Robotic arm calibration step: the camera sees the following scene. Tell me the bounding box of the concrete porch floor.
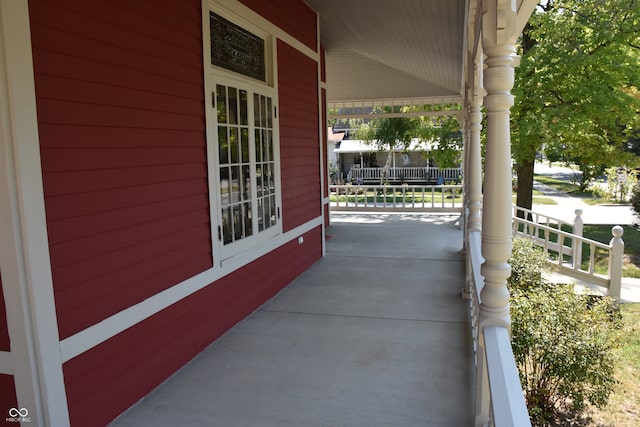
[110,213,474,427]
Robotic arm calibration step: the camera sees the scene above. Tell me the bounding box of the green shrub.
[630,181,640,218]
[508,237,622,425]
[509,236,555,292]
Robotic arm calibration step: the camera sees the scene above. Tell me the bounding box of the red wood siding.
[278,40,321,232]
[62,227,322,427]
[0,374,18,420]
[239,0,317,52]
[0,274,9,351]
[28,0,211,339]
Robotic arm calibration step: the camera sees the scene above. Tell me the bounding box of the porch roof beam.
[328,95,463,120]
[328,110,462,120]
[328,95,462,111]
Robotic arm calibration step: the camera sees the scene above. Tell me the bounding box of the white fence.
[329,184,463,212]
[349,166,462,183]
[512,205,624,299]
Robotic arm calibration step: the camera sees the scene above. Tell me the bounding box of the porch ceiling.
[304,0,467,106]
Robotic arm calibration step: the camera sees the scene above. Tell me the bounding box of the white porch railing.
[329,184,463,212]
[349,166,462,183]
[468,231,531,427]
[512,205,624,300]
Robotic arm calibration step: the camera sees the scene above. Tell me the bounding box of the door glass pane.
[221,207,232,244]
[228,87,238,125]
[254,93,260,127]
[216,85,227,123]
[230,166,240,203]
[255,129,262,162]
[239,90,248,125]
[220,167,230,204]
[260,95,267,128]
[253,93,277,233]
[242,165,251,199]
[262,130,269,162]
[217,83,253,246]
[257,198,264,232]
[230,128,239,163]
[241,129,249,163]
[270,195,277,226]
[233,205,243,240]
[244,201,253,236]
[267,130,273,161]
[218,127,228,164]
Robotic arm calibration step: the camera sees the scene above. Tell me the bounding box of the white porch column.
[467,81,483,233]
[479,0,519,329]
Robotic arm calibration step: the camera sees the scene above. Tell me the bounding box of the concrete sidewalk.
[110,213,473,427]
[532,162,637,225]
[531,163,640,302]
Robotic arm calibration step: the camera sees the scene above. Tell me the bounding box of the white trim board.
[0,0,70,425]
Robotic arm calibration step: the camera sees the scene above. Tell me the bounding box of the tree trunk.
[516,159,534,217]
[380,150,394,185]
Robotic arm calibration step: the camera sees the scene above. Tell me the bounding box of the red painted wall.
[0,274,15,424]
[278,40,321,232]
[0,374,18,424]
[240,0,317,52]
[29,0,212,339]
[62,227,322,427]
[27,1,323,425]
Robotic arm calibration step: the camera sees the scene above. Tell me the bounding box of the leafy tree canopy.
[512,0,640,200]
[350,107,463,169]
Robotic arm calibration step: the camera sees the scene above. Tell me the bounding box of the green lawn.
[583,225,640,278]
[534,174,606,204]
[587,303,640,426]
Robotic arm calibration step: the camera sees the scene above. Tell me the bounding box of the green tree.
[513,0,640,208]
[353,115,420,183]
[353,109,463,183]
[417,115,463,169]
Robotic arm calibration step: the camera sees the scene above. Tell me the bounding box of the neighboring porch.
[349,166,463,185]
[110,213,474,426]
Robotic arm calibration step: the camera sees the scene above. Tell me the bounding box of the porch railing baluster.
[329,184,463,213]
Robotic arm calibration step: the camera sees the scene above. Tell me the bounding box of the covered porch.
[110,212,473,426]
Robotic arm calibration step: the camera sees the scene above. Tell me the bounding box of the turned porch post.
[479,0,519,330]
[467,69,483,234]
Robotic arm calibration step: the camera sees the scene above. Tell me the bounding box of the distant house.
[334,139,461,184]
[326,126,345,169]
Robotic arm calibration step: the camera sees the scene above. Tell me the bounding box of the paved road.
[531,162,636,226]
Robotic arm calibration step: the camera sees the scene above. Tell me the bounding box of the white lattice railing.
[329,184,463,212]
[512,205,624,299]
